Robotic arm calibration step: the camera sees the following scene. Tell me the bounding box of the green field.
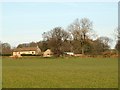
[2,57,118,88]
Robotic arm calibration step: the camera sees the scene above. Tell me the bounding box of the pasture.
[2,57,118,88]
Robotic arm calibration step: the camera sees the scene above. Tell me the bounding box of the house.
[43,49,53,57]
[13,46,41,56]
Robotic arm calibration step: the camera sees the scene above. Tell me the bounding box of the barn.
[13,46,41,57]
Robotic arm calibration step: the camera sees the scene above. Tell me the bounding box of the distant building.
[43,49,53,57]
[13,46,41,56]
[74,54,83,57]
[64,52,74,56]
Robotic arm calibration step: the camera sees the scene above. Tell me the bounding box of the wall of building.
[36,46,41,54]
[13,51,36,56]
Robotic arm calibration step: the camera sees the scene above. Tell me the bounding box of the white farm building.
[13,46,41,56]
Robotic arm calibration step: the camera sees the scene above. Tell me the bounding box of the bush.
[0,54,12,56]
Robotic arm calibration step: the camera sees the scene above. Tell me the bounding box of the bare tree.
[68,18,93,54]
[29,42,37,47]
[115,27,120,52]
[42,27,70,57]
[68,18,81,40]
[80,18,93,54]
[1,43,12,54]
[114,27,120,41]
[98,36,112,52]
[17,43,29,48]
[116,27,120,40]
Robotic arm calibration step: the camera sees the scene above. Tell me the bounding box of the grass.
[2,56,118,88]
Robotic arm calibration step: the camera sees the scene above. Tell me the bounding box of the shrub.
[0,54,12,56]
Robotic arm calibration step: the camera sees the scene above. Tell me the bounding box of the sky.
[0,1,118,48]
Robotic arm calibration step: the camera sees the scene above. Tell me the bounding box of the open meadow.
[2,56,118,88]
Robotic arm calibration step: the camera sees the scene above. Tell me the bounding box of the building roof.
[13,47,38,52]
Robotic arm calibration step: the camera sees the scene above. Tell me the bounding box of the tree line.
[0,18,119,57]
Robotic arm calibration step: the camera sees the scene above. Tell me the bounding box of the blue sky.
[1,2,118,48]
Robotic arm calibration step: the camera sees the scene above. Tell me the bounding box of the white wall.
[13,51,36,56]
[20,51,36,54]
